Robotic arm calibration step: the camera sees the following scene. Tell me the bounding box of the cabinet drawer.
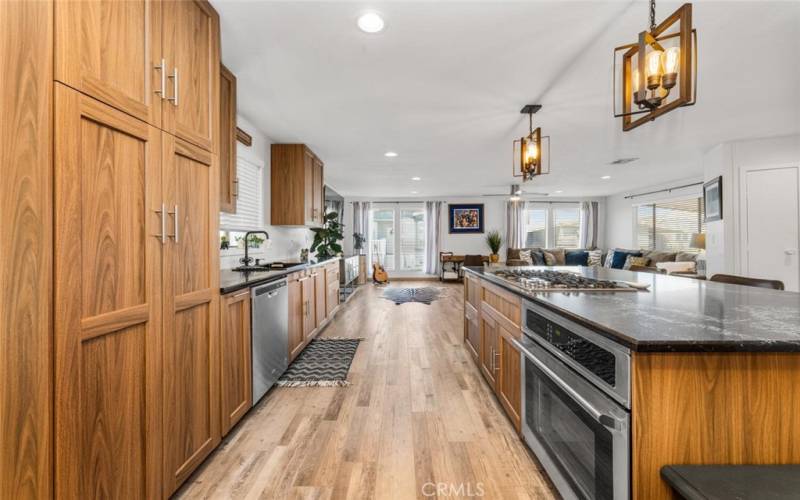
[481,281,521,330]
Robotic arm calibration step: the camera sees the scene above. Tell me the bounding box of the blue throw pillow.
[565,249,589,266]
[611,249,642,269]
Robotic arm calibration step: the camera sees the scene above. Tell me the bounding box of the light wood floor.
[176,282,557,499]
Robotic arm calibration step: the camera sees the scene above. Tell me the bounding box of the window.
[220,157,263,230]
[635,197,705,251]
[369,204,425,272]
[523,203,582,249]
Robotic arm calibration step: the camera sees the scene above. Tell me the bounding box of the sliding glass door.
[369,204,425,273]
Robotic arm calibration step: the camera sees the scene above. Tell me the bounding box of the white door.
[740,165,800,291]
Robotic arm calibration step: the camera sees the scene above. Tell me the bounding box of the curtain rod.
[624,181,703,200]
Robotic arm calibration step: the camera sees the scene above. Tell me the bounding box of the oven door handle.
[520,341,621,431]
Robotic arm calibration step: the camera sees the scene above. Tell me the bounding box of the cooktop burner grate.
[490,269,633,291]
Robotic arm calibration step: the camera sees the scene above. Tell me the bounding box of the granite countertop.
[661,465,800,500]
[465,265,800,353]
[220,257,341,294]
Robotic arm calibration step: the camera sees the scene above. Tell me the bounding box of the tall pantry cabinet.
[50,0,221,498]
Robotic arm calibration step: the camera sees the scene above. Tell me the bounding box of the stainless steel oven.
[517,301,631,500]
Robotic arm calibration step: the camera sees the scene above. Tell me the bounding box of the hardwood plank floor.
[175,282,557,499]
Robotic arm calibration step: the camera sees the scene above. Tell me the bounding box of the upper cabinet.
[219,64,237,213]
[55,0,219,153]
[271,144,325,226]
[162,0,219,153]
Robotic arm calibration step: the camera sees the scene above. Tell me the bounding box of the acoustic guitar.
[372,262,389,284]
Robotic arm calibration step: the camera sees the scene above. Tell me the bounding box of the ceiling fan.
[481,184,548,200]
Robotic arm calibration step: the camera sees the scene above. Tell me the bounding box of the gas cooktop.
[490,269,639,292]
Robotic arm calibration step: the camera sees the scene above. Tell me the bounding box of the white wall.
[604,176,703,250]
[702,134,800,277]
[219,115,313,269]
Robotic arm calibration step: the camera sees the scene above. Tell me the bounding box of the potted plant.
[486,230,502,263]
[310,211,344,261]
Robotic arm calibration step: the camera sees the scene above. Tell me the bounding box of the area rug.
[381,287,441,305]
[277,338,362,387]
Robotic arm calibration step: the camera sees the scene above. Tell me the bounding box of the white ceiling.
[213,1,800,198]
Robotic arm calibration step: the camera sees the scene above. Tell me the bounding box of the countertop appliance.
[517,300,631,500]
[251,278,288,405]
[490,269,638,292]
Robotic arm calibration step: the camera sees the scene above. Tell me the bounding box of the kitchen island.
[463,266,800,500]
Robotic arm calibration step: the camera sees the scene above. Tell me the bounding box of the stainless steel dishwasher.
[251,278,289,405]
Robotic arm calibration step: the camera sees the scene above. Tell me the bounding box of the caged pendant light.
[613,1,697,131]
[512,104,550,182]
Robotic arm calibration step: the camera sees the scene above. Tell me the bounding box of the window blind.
[524,208,547,247]
[553,206,580,249]
[636,197,705,251]
[220,157,263,230]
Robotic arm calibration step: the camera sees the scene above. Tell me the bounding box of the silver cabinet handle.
[154,203,167,243]
[168,205,179,242]
[233,290,249,299]
[154,58,166,98]
[494,349,501,372]
[232,178,239,197]
[167,67,179,105]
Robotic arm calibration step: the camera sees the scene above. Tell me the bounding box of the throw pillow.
[543,251,557,266]
[518,249,533,265]
[675,251,699,262]
[603,250,615,268]
[623,255,650,270]
[611,249,642,269]
[565,249,589,266]
[544,248,566,265]
[642,250,677,264]
[530,249,546,265]
[587,249,603,267]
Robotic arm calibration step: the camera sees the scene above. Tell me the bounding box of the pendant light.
[513,105,550,182]
[613,1,697,131]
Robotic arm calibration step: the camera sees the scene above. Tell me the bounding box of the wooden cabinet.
[162,0,219,152]
[465,274,480,310]
[271,144,325,226]
[1,1,53,497]
[55,0,219,154]
[480,313,499,388]
[161,133,220,495]
[300,275,315,344]
[55,0,163,127]
[220,289,251,436]
[54,84,164,499]
[496,328,521,431]
[464,302,480,362]
[219,64,237,213]
[288,274,305,361]
[313,270,326,328]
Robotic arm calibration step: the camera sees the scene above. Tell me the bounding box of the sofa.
[506,247,699,272]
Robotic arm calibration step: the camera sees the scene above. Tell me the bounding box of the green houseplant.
[310,211,344,261]
[486,230,502,263]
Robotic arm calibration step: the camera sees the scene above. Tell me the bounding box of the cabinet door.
[54,84,163,500]
[55,0,162,127]
[162,133,220,494]
[301,276,315,341]
[303,149,315,225]
[162,0,219,152]
[497,328,522,432]
[312,159,324,224]
[220,289,251,436]
[313,271,326,328]
[288,276,304,360]
[219,64,237,213]
[480,313,498,388]
[464,302,480,362]
[326,268,339,317]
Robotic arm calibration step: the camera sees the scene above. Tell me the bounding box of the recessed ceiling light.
[411,191,418,194]
[411,176,421,181]
[357,12,385,33]
[601,175,612,180]
[384,151,397,157]
[554,190,563,194]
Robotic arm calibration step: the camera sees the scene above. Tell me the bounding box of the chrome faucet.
[240,230,270,267]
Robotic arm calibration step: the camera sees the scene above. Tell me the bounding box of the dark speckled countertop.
[220,257,341,294]
[465,265,800,353]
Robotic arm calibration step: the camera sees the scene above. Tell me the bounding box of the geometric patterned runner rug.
[277,338,362,387]
[381,287,441,305]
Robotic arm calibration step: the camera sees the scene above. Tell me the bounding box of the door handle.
[168,205,179,242]
[154,58,166,99]
[167,67,179,105]
[154,203,167,243]
[785,249,798,256]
